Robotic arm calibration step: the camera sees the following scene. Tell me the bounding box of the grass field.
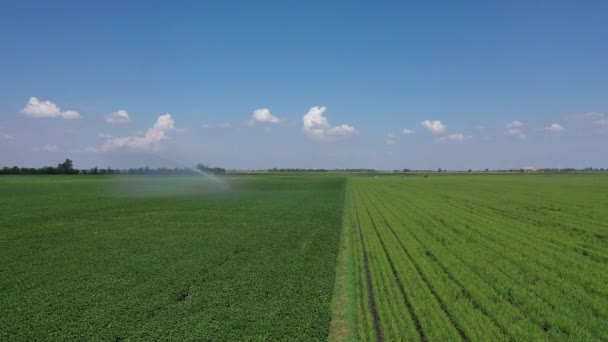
[345,174,608,341]
[0,175,345,340]
[2,174,608,341]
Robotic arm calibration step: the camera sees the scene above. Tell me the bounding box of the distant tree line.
[1,159,227,175]
[1,159,79,175]
[268,168,377,172]
[196,164,227,175]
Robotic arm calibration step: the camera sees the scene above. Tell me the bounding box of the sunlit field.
[0,175,345,340]
[2,174,608,341]
[343,174,608,341]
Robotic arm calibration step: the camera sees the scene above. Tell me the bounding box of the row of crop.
[356,181,546,341]
[351,185,424,341]
[406,185,608,307]
[427,178,608,256]
[390,178,608,297]
[377,183,608,339]
[357,185,509,341]
[432,190,608,300]
[364,179,606,340]
[439,189,608,262]
[366,185,584,340]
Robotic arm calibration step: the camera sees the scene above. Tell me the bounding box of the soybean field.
[343,175,608,341]
[0,175,345,340]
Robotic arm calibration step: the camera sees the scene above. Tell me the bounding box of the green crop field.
[0,175,345,340]
[2,174,608,341]
[343,174,608,341]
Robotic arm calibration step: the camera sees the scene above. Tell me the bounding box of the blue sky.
[1,1,607,170]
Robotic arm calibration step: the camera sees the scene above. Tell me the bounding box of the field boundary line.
[328,179,356,342]
[360,206,429,342]
[354,202,384,342]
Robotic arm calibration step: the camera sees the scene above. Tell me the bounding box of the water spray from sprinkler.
[154,153,224,184]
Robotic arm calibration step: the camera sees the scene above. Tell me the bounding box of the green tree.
[57,159,76,174]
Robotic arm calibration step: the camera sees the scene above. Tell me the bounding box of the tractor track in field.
[355,210,384,342]
[362,207,428,342]
[364,196,472,341]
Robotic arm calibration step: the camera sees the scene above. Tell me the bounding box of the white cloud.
[20,97,80,120]
[543,123,565,132]
[21,97,60,118]
[1,132,14,141]
[439,133,471,142]
[505,120,525,139]
[98,133,113,139]
[302,106,358,142]
[568,112,605,121]
[402,128,415,136]
[593,119,608,126]
[106,110,131,124]
[60,110,80,120]
[32,144,59,152]
[385,133,397,145]
[506,120,524,129]
[507,129,526,139]
[327,124,357,136]
[102,113,175,152]
[249,108,281,125]
[421,120,446,134]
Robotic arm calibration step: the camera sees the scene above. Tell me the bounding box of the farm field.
[3,173,608,341]
[343,174,608,341]
[0,175,345,340]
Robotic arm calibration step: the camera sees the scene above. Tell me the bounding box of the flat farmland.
[0,175,345,340]
[344,174,608,341]
[3,173,608,341]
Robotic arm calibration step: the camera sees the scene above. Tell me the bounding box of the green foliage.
[346,174,608,341]
[196,164,226,175]
[0,175,345,340]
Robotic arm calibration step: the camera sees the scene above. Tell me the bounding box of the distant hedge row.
[0,159,226,175]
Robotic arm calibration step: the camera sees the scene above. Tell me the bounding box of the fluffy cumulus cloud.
[385,133,397,145]
[402,128,415,136]
[20,97,80,120]
[543,123,565,132]
[249,108,281,125]
[505,120,525,139]
[102,113,175,152]
[421,120,446,134]
[302,106,357,142]
[439,133,471,142]
[106,110,131,124]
